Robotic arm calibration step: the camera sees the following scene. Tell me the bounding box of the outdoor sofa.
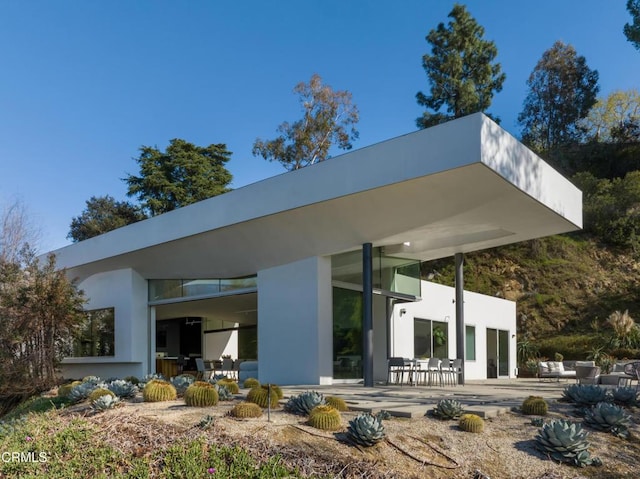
[537,361,577,381]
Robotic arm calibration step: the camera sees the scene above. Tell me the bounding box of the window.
[414,319,448,358]
[73,308,115,357]
[465,325,476,360]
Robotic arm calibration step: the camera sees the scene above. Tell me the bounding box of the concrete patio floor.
[276,378,573,419]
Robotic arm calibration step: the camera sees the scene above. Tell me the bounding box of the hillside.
[421,233,640,358]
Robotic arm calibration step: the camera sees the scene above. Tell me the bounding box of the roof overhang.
[51,113,582,281]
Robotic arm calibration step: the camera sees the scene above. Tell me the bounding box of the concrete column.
[257,256,332,385]
[455,252,465,385]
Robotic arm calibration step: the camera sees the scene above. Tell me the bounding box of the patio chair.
[442,358,463,386]
[575,365,601,385]
[623,361,640,392]
[426,357,443,387]
[387,357,412,386]
[195,358,208,380]
[176,355,187,375]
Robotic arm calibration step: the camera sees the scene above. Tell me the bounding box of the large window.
[465,325,476,360]
[332,287,363,379]
[73,308,115,357]
[414,319,448,359]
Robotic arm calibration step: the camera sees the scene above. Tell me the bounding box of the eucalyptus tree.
[253,73,359,171]
[415,3,505,128]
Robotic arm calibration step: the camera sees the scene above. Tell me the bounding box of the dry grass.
[62,395,640,479]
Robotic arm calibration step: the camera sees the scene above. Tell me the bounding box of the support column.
[455,252,465,385]
[363,243,374,387]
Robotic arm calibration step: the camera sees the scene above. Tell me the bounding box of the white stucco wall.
[390,280,516,380]
[258,256,333,385]
[60,268,149,379]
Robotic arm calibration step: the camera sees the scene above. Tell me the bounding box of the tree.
[518,41,599,152]
[0,249,85,413]
[624,0,640,50]
[252,73,359,171]
[125,139,233,216]
[1,199,40,263]
[68,195,147,242]
[415,3,506,129]
[580,89,640,143]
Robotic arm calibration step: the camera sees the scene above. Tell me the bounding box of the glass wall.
[149,276,257,301]
[465,325,476,360]
[332,287,363,379]
[414,318,448,359]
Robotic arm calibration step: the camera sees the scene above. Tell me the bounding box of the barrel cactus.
[58,381,82,398]
[325,396,349,412]
[431,398,465,419]
[171,374,196,396]
[308,405,342,431]
[216,378,239,394]
[584,402,631,438]
[68,382,97,402]
[92,394,120,411]
[88,388,116,403]
[229,402,263,418]
[459,414,484,433]
[184,381,219,407]
[107,379,138,399]
[284,391,325,416]
[262,383,283,399]
[243,378,260,389]
[346,413,385,447]
[143,379,177,402]
[522,396,548,416]
[247,385,280,408]
[535,419,596,466]
[562,384,609,407]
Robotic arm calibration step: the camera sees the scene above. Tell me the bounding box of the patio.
[279,378,570,419]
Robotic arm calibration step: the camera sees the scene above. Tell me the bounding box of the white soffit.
[52,113,582,280]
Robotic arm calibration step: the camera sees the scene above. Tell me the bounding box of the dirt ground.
[64,394,640,479]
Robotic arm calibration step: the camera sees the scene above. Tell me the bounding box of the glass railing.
[149,276,257,301]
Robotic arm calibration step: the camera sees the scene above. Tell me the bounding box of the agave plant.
[431,398,465,419]
[611,387,638,407]
[68,382,99,403]
[346,413,385,447]
[92,395,120,411]
[215,384,233,401]
[107,379,138,399]
[535,419,597,467]
[562,384,609,407]
[171,374,195,396]
[284,391,325,416]
[583,402,631,438]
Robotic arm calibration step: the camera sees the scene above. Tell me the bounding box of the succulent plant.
[68,382,98,402]
[243,377,260,389]
[284,391,325,416]
[197,415,215,429]
[143,379,177,402]
[308,405,342,431]
[82,375,103,385]
[229,402,263,418]
[139,373,166,389]
[583,402,631,438]
[171,374,195,396]
[88,388,116,403]
[530,417,545,427]
[58,381,82,398]
[246,385,280,408]
[92,394,120,411]
[215,384,233,401]
[346,413,385,447]
[123,375,140,385]
[325,396,349,412]
[262,383,283,399]
[459,414,484,433]
[535,419,594,466]
[522,396,548,416]
[431,398,465,419]
[562,384,609,407]
[107,379,138,399]
[611,387,638,407]
[184,381,219,407]
[216,378,239,394]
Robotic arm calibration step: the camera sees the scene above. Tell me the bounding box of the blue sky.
[1,1,638,252]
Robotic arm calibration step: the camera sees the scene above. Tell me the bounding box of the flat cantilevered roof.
[52,113,582,281]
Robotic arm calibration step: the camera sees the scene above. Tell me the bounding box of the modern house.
[51,113,582,385]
